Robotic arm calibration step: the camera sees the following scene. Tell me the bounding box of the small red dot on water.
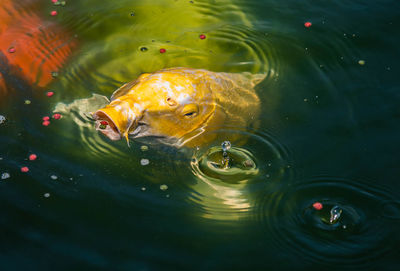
[100,121,108,125]
[46,91,54,97]
[8,47,16,53]
[199,34,206,40]
[50,11,58,16]
[53,113,61,120]
[42,116,50,121]
[29,154,37,161]
[312,202,323,210]
[21,166,29,173]
[52,0,58,3]
[42,120,50,126]
[159,48,166,53]
[304,22,312,28]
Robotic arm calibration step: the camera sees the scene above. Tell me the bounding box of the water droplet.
[44,193,50,198]
[0,115,6,124]
[50,175,58,180]
[141,187,146,191]
[140,159,149,166]
[24,100,31,104]
[140,47,148,52]
[1,173,10,180]
[221,141,231,152]
[51,71,59,78]
[160,184,168,191]
[329,205,343,224]
[130,12,135,16]
[358,60,366,65]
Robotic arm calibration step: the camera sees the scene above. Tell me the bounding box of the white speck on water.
[267,163,272,167]
[266,174,270,178]
[1,172,10,180]
[304,98,308,102]
[0,115,6,124]
[358,60,365,65]
[140,145,149,151]
[44,193,50,198]
[166,194,170,198]
[50,175,58,180]
[160,184,168,191]
[140,159,149,166]
[141,187,146,191]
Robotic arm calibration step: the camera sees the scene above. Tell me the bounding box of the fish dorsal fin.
[110,73,150,101]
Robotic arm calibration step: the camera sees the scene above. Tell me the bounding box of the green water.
[1,0,400,270]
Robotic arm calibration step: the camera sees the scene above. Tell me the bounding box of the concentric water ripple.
[254,177,400,268]
[183,128,293,221]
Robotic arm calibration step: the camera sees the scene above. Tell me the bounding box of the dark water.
[1,0,400,270]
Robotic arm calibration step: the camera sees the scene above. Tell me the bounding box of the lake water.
[1,0,399,270]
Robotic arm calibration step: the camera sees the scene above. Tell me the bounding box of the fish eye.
[182,104,199,118]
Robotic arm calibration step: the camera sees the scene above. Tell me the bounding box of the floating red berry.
[29,154,37,161]
[304,22,312,28]
[21,166,29,173]
[312,202,323,210]
[199,34,206,40]
[8,47,16,53]
[42,120,50,126]
[53,113,62,120]
[100,121,108,125]
[46,91,54,97]
[159,48,166,53]
[42,116,50,121]
[50,11,58,16]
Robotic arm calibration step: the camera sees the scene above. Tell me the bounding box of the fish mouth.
[93,110,122,141]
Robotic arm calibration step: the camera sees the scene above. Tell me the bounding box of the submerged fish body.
[0,0,77,95]
[93,68,265,147]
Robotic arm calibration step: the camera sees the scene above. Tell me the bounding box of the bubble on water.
[329,205,343,224]
[140,159,149,166]
[1,173,10,180]
[141,187,146,191]
[50,175,58,180]
[140,145,149,151]
[160,184,168,191]
[44,193,50,198]
[24,100,31,105]
[221,141,231,152]
[0,115,6,124]
[358,60,365,65]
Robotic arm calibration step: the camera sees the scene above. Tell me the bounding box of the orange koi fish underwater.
[0,0,76,95]
[93,68,266,147]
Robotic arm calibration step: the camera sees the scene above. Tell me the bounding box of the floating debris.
[160,184,168,191]
[358,60,366,66]
[140,145,149,151]
[304,22,312,28]
[50,175,58,180]
[29,154,37,161]
[312,202,323,210]
[46,91,54,97]
[24,100,31,105]
[44,193,50,198]
[0,115,6,124]
[140,158,150,166]
[243,159,254,168]
[159,48,166,54]
[130,12,135,16]
[140,47,148,52]
[199,34,206,40]
[1,173,10,180]
[21,167,29,173]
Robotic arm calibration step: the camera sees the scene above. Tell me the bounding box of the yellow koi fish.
[93,67,265,147]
